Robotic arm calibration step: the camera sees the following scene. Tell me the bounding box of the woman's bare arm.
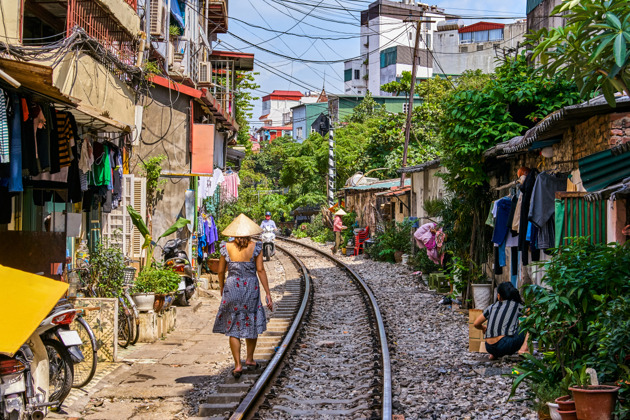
[255,252,273,310]
[218,255,227,295]
[473,313,487,334]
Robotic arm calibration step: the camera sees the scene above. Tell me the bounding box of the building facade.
[0,0,253,271]
[344,0,527,95]
[433,21,527,76]
[291,102,329,143]
[344,0,453,95]
[526,0,565,32]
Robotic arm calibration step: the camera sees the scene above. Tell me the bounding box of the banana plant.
[126,205,190,268]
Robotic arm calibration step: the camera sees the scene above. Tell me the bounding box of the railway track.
[200,238,391,420]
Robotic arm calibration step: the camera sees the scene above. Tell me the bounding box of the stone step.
[198,402,238,417]
[206,392,245,404]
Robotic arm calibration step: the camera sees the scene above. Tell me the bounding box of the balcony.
[199,0,228,34]
[22,0,139,67]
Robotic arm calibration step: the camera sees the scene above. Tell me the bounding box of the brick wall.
[610,112,630,146]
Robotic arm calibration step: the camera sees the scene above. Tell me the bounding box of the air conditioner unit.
[150,0,165,38]
[198,61,212,84]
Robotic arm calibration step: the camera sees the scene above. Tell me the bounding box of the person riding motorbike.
[260,211,277,231]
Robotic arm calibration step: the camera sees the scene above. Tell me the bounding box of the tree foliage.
[526,0,630,106]
[381,71,413,97]
[235,72,260,145]
[440,55,581,190]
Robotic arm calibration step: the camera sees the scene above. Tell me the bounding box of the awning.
[171,0,185,27]
[0,58,75,105]
[0,58,133,132]
[210,50,255,71]
[71,104,131,132]
[579,146,630,192]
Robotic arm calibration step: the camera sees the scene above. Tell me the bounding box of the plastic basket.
[123,267,137,285]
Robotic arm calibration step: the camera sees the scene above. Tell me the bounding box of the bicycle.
[123,259,141,345]
[72,262,136,350]
[70,307,99,388]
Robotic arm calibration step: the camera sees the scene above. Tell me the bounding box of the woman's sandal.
[232,368,243,378]
[245,362,260,370]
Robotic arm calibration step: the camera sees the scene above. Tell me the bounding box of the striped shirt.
[483,300,522,338]
[0,90,8,163]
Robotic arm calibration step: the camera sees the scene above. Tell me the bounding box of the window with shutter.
[102,174,147,259]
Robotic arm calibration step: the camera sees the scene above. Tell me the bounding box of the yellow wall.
[0,1,21,42]
[51,52,136,126]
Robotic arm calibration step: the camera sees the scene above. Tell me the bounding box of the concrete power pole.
[328,120,335,207]
[400,19,423,187]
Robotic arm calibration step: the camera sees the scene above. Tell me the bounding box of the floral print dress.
[212,241,267,339]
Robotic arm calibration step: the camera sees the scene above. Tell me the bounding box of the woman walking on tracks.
[213,214,274,378]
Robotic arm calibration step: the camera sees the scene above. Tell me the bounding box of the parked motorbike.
[261,226,276,261]
[36,300,83,409]
[0,334,49,420]
[1,266,68,419]
[163,238,196,306]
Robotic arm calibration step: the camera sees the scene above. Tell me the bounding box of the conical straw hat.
[335,209,347,216]
[222,213,263,237]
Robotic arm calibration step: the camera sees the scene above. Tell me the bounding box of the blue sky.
[224,0,527,128]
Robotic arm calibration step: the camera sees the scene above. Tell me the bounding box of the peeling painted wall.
[132,85,192,253]
[51,53,136,126]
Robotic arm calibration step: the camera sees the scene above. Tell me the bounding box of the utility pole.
[328,118,335,207]
[400,19,423,187]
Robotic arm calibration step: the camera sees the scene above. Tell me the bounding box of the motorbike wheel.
[175,292,188,306]
[44,338,74,409]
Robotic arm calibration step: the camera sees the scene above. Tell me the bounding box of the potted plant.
[567,366,620,420]
[207,247,221,274]
[131,269,157,312]
[509,354,572,420]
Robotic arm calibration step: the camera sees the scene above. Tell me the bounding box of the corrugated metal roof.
[398,159,441,173]
[584,177,630,202]
[458,22,505,33]
[579,147,630,192]
[343,179,411,191]
[502,95,630,155]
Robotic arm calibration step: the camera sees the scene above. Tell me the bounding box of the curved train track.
[200,238,391,420]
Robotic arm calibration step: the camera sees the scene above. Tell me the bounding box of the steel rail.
[276,237,392,420]
[229,244,311,420]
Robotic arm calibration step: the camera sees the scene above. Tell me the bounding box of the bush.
[89,242,126,298]
[510,239,630,416]
[409,249,440,274]
[133,267,181,294]
[366,219,414,262]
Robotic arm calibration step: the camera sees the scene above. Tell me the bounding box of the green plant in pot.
[567,365,620,420]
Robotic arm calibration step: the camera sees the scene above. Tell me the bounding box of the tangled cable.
[0,27,145,88]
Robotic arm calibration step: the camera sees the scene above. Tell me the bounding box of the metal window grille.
[67,0,138,67]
